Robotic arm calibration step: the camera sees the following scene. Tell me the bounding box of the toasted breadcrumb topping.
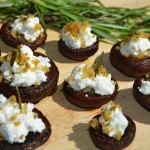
[89,101,128,141]
[64,21,89,38]
[119,32,150,58]
[121,32,150,47]
[68,64,108,82]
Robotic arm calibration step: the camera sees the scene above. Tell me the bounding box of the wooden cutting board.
[0,1,150,149]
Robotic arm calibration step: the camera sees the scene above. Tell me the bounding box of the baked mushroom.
[0,14,47,50]
[63,54,118,108]
[0,94,51,150]
[89,101,136,150]
[133,73,150,111]
[110,32,150,78]
[0,45,59,103]
[58,21,99,61]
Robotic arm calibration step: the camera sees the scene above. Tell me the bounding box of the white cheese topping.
[61,22,97,49]
[0,45,51,87]
[0,94,45,144]
[120,37,150,56]
[99,101,128,140]
[11,15,44,42]
[138,80,150,95]
[66,64,115,95]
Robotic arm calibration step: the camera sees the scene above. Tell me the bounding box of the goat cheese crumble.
[0,45,51,87]
[61,21,97,49]
[11,15,44,42]
[66,64,115,95]
[99,101,128,140]
[0,94,45,144]
[138,80,150,95]
[120,32,150,56]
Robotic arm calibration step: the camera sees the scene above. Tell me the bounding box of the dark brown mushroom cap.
[0,21,47,50]
[58,37,99,61]
[0,108,51,150]
[89,114,136,150]
[110,42,150,78]
[133,75,150,111]
[0,52,59,104]
[63,78,118,108]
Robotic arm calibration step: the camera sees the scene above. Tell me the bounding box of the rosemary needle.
[16,86,22,112]
[94,51,104,76]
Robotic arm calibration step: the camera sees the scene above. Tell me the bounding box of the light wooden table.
[0,0,150,150]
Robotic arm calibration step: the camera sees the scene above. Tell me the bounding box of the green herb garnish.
[10,50,17,66]
[94,51,104,76]
[0,0,149,42]
[146,73,150,81]
[81,86,95,94]
[16,86,22,112]
[10,46,21,66]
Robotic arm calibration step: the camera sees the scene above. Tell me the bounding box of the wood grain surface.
[0,0,150,149]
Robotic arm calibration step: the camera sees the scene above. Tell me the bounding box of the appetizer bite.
[89,101,136,150]
[63,53,118,108]
[58,21,99,61]
[110,32,150,77]
[0,14,47,50]
[133,73,150,111]
[0,94,51,150]
[0,44,59,103]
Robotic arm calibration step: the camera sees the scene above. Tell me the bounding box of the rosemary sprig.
[94,51,104,76]
[0,0,149,42]
[10,49,17,66]
[16,86,22,111]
